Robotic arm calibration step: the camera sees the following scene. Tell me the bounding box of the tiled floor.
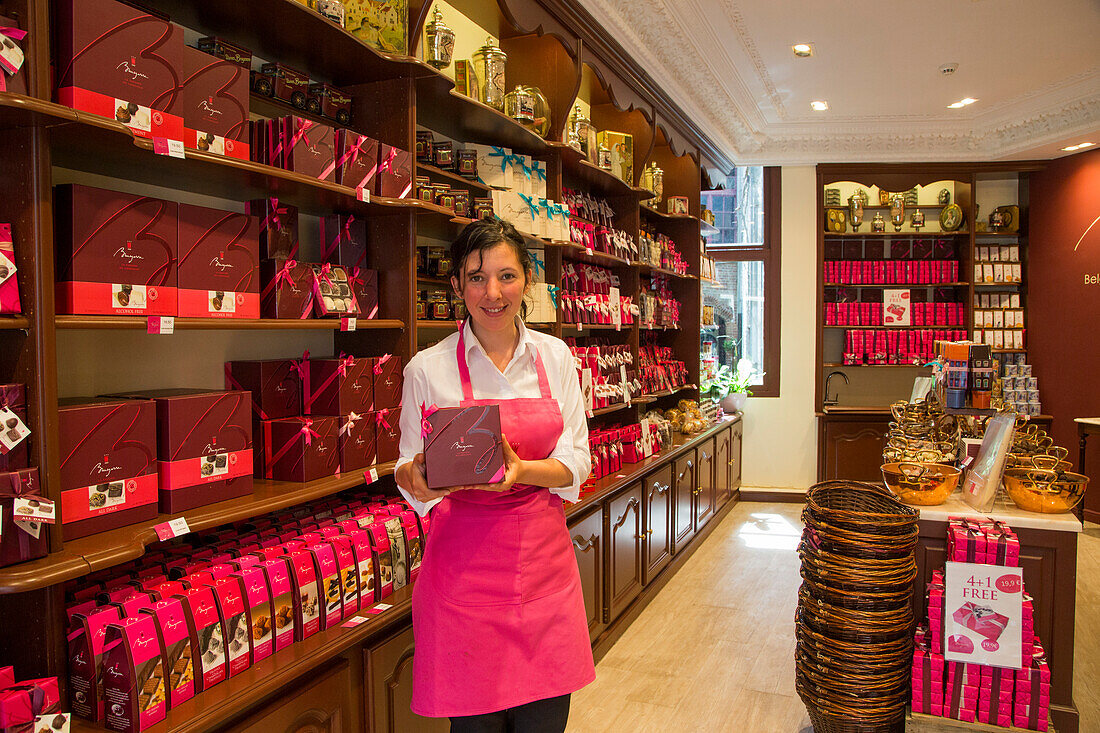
[566,502,1099,733]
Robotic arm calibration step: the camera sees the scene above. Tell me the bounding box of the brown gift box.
[374,407,401,464]
[176,45,250,160]
[302,356,373,416]
[320,214,367,270]
[371,354,403,411]
[246,198,299,260]
[336,131,379,193]
[0,15,29,95]
[259,258,314,319]
[423,405,504,489]
[176,203,260,319]
[377,144,413,198]
[261,417,340,482]
[348,267,379,320]
[284,117,337,182]
[0,468,48,568]
[338,412,376,472]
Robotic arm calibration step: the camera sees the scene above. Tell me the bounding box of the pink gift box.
[1013,715,1049,732]
[953,602,1010,642]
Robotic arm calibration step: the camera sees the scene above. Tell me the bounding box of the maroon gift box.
[55,0,184,141]
[58,398,158,540]
[0,223,20,316]
[423,405,504,489]
[224,360,301,422]
[0,15,28,95]
[0,468,48,568]
[338,412,376,472]
[348,267,378,320]
[262,417,339,482]
[138,598,195,710]
[371,354,402,411]
[246,198,299,260]
[68,605,122,721]
[311,264,361,318]
[176,45,249,160]
[286,550,321,640]
[176,203,259,319]
[320,214,367,269]
[374,408,401,464]
[0,406,29,472]
[55,185,178,316]
[336,131,379,192]
[259,258,314,319]
[101,614,167,732]
[284,117,337,182]
[175,586,226,693]
[302,356,373,416]
[377,144,413,198]
[107,390,253,512]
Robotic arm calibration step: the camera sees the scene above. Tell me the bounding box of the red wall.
[1028,148,1100,517]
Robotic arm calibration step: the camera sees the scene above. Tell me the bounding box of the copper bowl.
[881,462,960,506]
[1003,468,1088,514]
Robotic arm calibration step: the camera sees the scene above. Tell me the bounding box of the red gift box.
[55,185,178,317]
[0,224,20,315]
[338,412,376,472]
[176,203,259,319]
[321,215,367,270]
[336,131,379,193]
[284,117,337,182]
[55,0,184,141]
[259,258,313,319]
[423,405,504,489]
[301,355,373,417]
[246,198,298,260]
[137,598,195,709]
[371,354,402,412]
[176,45,249,160]
[69,605,122,721]
[101,615,167,732]
[0,469,47,568]
[348,267,378,320]
[377,145,413,198]
[952,601,1009,642]
[375,408,401,464]
[261,417,339,482]
[310,263,361,317]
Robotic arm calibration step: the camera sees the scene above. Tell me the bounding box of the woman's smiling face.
[452,241,529,334]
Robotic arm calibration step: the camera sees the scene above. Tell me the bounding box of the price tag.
[576,321,583,332]
[341,615,371,627]
[374,603,393,611]
[0,407,30,453]
[17,517,40,540]
[585,247,594,256]
[13,497,55,524]
[153,137,185,159]
[609,286,621,331]
[147,316,174,334]
[357,186,371,203]
[365,468,380,484]
[620,365,631,402]
[340,317,357,332]
[153,516,191,541]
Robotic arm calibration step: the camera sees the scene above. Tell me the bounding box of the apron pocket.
[427,511,522,606]
[518,506,576,602]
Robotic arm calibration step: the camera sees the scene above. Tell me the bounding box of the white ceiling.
[576,0,1100,166]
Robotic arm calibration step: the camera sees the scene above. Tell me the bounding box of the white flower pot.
[722,393,747,413]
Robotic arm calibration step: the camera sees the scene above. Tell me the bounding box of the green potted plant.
[706,358,761,413]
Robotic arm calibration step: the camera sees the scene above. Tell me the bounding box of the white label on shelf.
[609,286,621,330]
[620,365,630,402]
[13,496,55,524]
[0,407,30,453]
[153,137,185,159]
[341,317,357,332]
[365,468,380,484]
[374,603,393,611]
[341,615,371,627]
[357,186,371,203]
[153,516,190,541]
[147,316,174,334]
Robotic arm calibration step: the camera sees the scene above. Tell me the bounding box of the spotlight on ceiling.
[1062,142,1095,152]
[810,100,828,111]
[792,43,813,57]
[947,97,977,109]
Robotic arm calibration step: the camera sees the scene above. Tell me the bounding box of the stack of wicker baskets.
[796,480,920,732]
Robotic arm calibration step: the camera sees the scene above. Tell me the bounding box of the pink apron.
[410,328,596,718]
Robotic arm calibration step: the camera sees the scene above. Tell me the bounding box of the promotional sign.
[883,289,911,325]
[944,561,1024,669]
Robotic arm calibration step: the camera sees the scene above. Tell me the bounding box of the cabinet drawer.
[605,482,644,622]
[643,463,673,585]
[569,507,606,641]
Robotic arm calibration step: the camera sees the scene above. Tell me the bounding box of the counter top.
[916,492,1082,533]
[816,406,891,417]
[1075,417,1100,427]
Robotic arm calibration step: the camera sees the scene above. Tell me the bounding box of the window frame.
[704,166,781,398]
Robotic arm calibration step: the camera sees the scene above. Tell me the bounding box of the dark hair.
[449,217,533,317]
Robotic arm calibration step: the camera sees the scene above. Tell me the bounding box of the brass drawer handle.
[647,530,654,535]
[728,459,735,466]
[634,533,645,540]
[693,487,703,495]
[572,534,598,552]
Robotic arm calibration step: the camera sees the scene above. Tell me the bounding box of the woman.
[395,218,595,732]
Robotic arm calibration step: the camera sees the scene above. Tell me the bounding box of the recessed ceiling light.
[810,100,828,111]
[1062,142,1095,151]
[947,97,978,109]
[792,43,813,57]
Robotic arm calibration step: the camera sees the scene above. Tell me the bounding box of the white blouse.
[395,319,592,516]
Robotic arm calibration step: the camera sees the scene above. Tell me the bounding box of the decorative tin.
[940,204,963,232]
[456,149,477,179]
[472,37,507,110]
[415,177,434,202]
[847,193,864,231]
[871,212,886,233]
[504,85,550,137]
[890,194,905,232]
[453,190,470,218]
[597,142,612,171]
[911,209,925,230]
[433,140,453,170]
[317,0,347,26]
[424,6,455,70]
[569,105,597,162]
[415,131,433,162]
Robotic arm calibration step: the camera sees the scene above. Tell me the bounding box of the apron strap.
[456,320,554,401]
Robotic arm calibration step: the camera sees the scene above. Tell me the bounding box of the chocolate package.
[345,529,377,604]
[310,264,361,317]
[261,417,340,482]
[231,567,273,663]
[284,117,337,182]
[258,559,295,651]
[374,407,401,464]
[376,144,413,199]
[338,411,376,472]
[225,360,302,422]
[101,615,167,732]
[364,521,393,599]
[0,17,28,96]
[54,185,178,317]
[336,131,379,193]
[382,516,408,590]
[259,258,314,319]
[55,0,185,141]
[177,45,249,160]
[423,405,504,489]
[0,223,21,315]
[69,605,122,721]
[108,390,253,513]
[371,355,402,412]
[302,356,372,416]
[399,509,423,582]
[287,551,321,641]
[320,215,367,270]
[58,398,158,539]
[0,468,48,568]
[210,578,250,678]
[176,204,260,319]
[329,535,360,617]
[309,542,343,630]
[138,598,195,710]
[246,198,299,260]
[0,384,27,472]
[348,267,378,319]
[176,586,226,692]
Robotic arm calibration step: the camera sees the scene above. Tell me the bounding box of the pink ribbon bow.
[268,197,285,230]
[375,408,391,430]
[378,147,399,174]
[275,259,297,288]
[337,352,355,376]
[317,262,335,289]
[341,412,363,436]
[300,418,320,445]
[289,119,315,149]
[373,353,392,375]
[420,402,438,438]
[292,349,311,380]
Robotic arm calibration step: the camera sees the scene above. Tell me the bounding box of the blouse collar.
[462,317,536,365]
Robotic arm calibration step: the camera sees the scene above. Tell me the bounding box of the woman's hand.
[451,433,524,493]
[395,453,456,504]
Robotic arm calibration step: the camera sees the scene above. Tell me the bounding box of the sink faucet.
[824,371,850,406]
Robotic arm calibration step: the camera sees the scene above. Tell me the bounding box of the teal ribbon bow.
[488,146,511,173]
[518,193,537,221]
[548,284,560,307]
[530,252,545,276]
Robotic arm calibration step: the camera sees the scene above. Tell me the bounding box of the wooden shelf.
[591,402,631,417]
[825,282,969,288]
[550,241,634,267]
[416,161,492,193]
[55,316,406,331]
[0,463,396,594]
[974,282,1022,287]
[415,70,549,155]
[637,262,695,279]
[640,204,697,222]
[640,325,681,331]
[637,385,697,400]
[823,231,969,237]
[551,142,640,199]
[974,231,1021,237]
[823,203,952,210]
[824,325,962,330]
[415,320,458,329]
[415,274,451,287]
[823,363,930,368]
[562,323,626,333]
[0,316,29,329]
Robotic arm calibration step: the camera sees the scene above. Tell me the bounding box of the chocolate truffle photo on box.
[224,612,249,665]
[166,640,193,694]
[198,622,225,674]
[385,517,407,590]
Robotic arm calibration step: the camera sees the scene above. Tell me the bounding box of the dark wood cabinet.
[694,437,716,532]
[569,506,606,640]
[230,660,355,733]
[818,415,890,482]
[730,420,743,495]
[642,463,673,585]
[671,450,697,554]
[714,426,731,509]
[363,626,448,733]
[604,483,644,622]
